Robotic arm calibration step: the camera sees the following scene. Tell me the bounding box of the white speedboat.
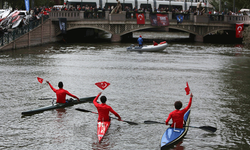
[127,41,168,52]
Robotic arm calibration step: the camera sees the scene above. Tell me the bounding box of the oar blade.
[199,126,217,133]
[123,120,138,125]
[75,108,92,113]
[144,120,165,124]
[38,98,56,100]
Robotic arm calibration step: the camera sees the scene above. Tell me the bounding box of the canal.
[0,32,249,150]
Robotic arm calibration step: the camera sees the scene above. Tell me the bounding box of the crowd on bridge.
[49,3,248,20]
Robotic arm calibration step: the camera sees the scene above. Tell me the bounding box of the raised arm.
[93,92,102,107]
[46,81,57,93]
[182,93,193,112]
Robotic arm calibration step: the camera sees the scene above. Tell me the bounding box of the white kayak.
[127,42,168,52]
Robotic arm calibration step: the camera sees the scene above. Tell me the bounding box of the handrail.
[0,15,49,47]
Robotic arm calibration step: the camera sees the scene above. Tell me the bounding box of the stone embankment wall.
[0,19,61,51]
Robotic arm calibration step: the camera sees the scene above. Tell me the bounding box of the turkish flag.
[136,13,145,24]
[185,82,190,95]
[236,23,244,38]
[37,77,43,84]
[95,81,110,90]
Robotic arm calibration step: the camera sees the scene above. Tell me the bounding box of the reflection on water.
[56,108,67,120]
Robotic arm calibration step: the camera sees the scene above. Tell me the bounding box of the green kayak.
[21,96,96,116]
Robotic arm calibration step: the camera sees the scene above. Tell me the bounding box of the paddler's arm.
[182,93,193,112]
[65,91,80,102]
[110,108,121,121]
[93,92,102,106]
[165,113,172,126]
[46,81,57,92]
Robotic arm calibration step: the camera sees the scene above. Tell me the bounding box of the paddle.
[143,120,217,133]
[75,108,138,125]
[38,98,56,100]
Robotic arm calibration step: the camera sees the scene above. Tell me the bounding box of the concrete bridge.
[49,11,250,42]
[0,11,249,51]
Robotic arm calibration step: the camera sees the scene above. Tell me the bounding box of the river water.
[0,33,250,150]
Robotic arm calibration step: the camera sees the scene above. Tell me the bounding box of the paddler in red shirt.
[46,81,80,103]
[165,93,193,128]
[93,92,121,122]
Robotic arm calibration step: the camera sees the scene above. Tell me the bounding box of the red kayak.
[97,121,111,142]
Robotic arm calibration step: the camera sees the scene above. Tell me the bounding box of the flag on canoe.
[185,82,190,95]
[95,81,110,90]
[37,77,43,84]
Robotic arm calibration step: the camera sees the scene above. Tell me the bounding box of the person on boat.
[46,81,80,103]
[165,93,193,128]
[137,35,143,47]
[93,92,121,122]
[153,41,158,46]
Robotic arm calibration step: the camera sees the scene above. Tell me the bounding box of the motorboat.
[127,41,168,52]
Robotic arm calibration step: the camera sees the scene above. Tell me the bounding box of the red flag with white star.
[136,13,145,24]
[95,81,110,90]
[37,77,43,84]
[185,82,190,95]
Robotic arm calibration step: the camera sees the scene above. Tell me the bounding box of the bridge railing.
[0,15,49,47]
[49,11,250,24]
[49,11,106,20]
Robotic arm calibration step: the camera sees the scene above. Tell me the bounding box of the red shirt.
[48,83,78,103]
[165,97,192,128]
[93,93,121,121]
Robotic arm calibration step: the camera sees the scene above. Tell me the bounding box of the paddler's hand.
[76,97,80,102]
[98,92,102,95]
[46,81,49,84]
[190,93,193,98]
[117,117,122,121]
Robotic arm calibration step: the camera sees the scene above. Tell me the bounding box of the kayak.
[21,96,96,116]
[97,121,111,142]
[127,41,168,52]
[160,110,191,149]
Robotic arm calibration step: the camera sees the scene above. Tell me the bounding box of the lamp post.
[123,0,125,11]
